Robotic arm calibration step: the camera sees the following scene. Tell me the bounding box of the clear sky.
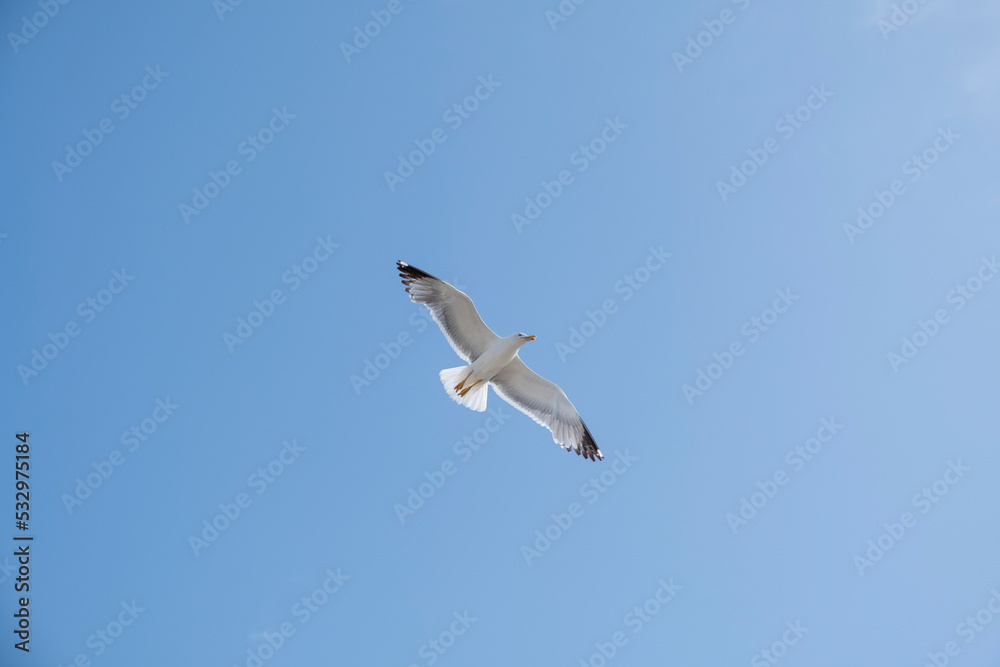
[3,0,1000,665]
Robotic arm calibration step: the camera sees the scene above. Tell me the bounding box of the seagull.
[397,261,603,461]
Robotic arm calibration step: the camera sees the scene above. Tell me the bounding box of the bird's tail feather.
[439,366,488,412]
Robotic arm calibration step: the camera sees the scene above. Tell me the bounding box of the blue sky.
[3,0,1000,665]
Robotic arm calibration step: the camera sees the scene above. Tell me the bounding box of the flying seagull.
[397,261,603,461]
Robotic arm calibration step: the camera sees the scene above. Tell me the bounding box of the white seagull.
[397,261,603,461]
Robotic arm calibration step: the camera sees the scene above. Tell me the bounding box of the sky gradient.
[3,0,1000,665]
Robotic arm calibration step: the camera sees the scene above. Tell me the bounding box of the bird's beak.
[523,335,536,341]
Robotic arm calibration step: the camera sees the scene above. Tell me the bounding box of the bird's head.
[515,332,536,344]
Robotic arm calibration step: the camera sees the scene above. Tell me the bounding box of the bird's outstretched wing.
[490,357,603,461]
[397,261,500,363]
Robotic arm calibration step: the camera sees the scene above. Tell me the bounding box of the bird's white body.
[439,334,529,412]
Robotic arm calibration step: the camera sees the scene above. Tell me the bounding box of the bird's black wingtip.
[580,423,603,462]
[396,261,438,283]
